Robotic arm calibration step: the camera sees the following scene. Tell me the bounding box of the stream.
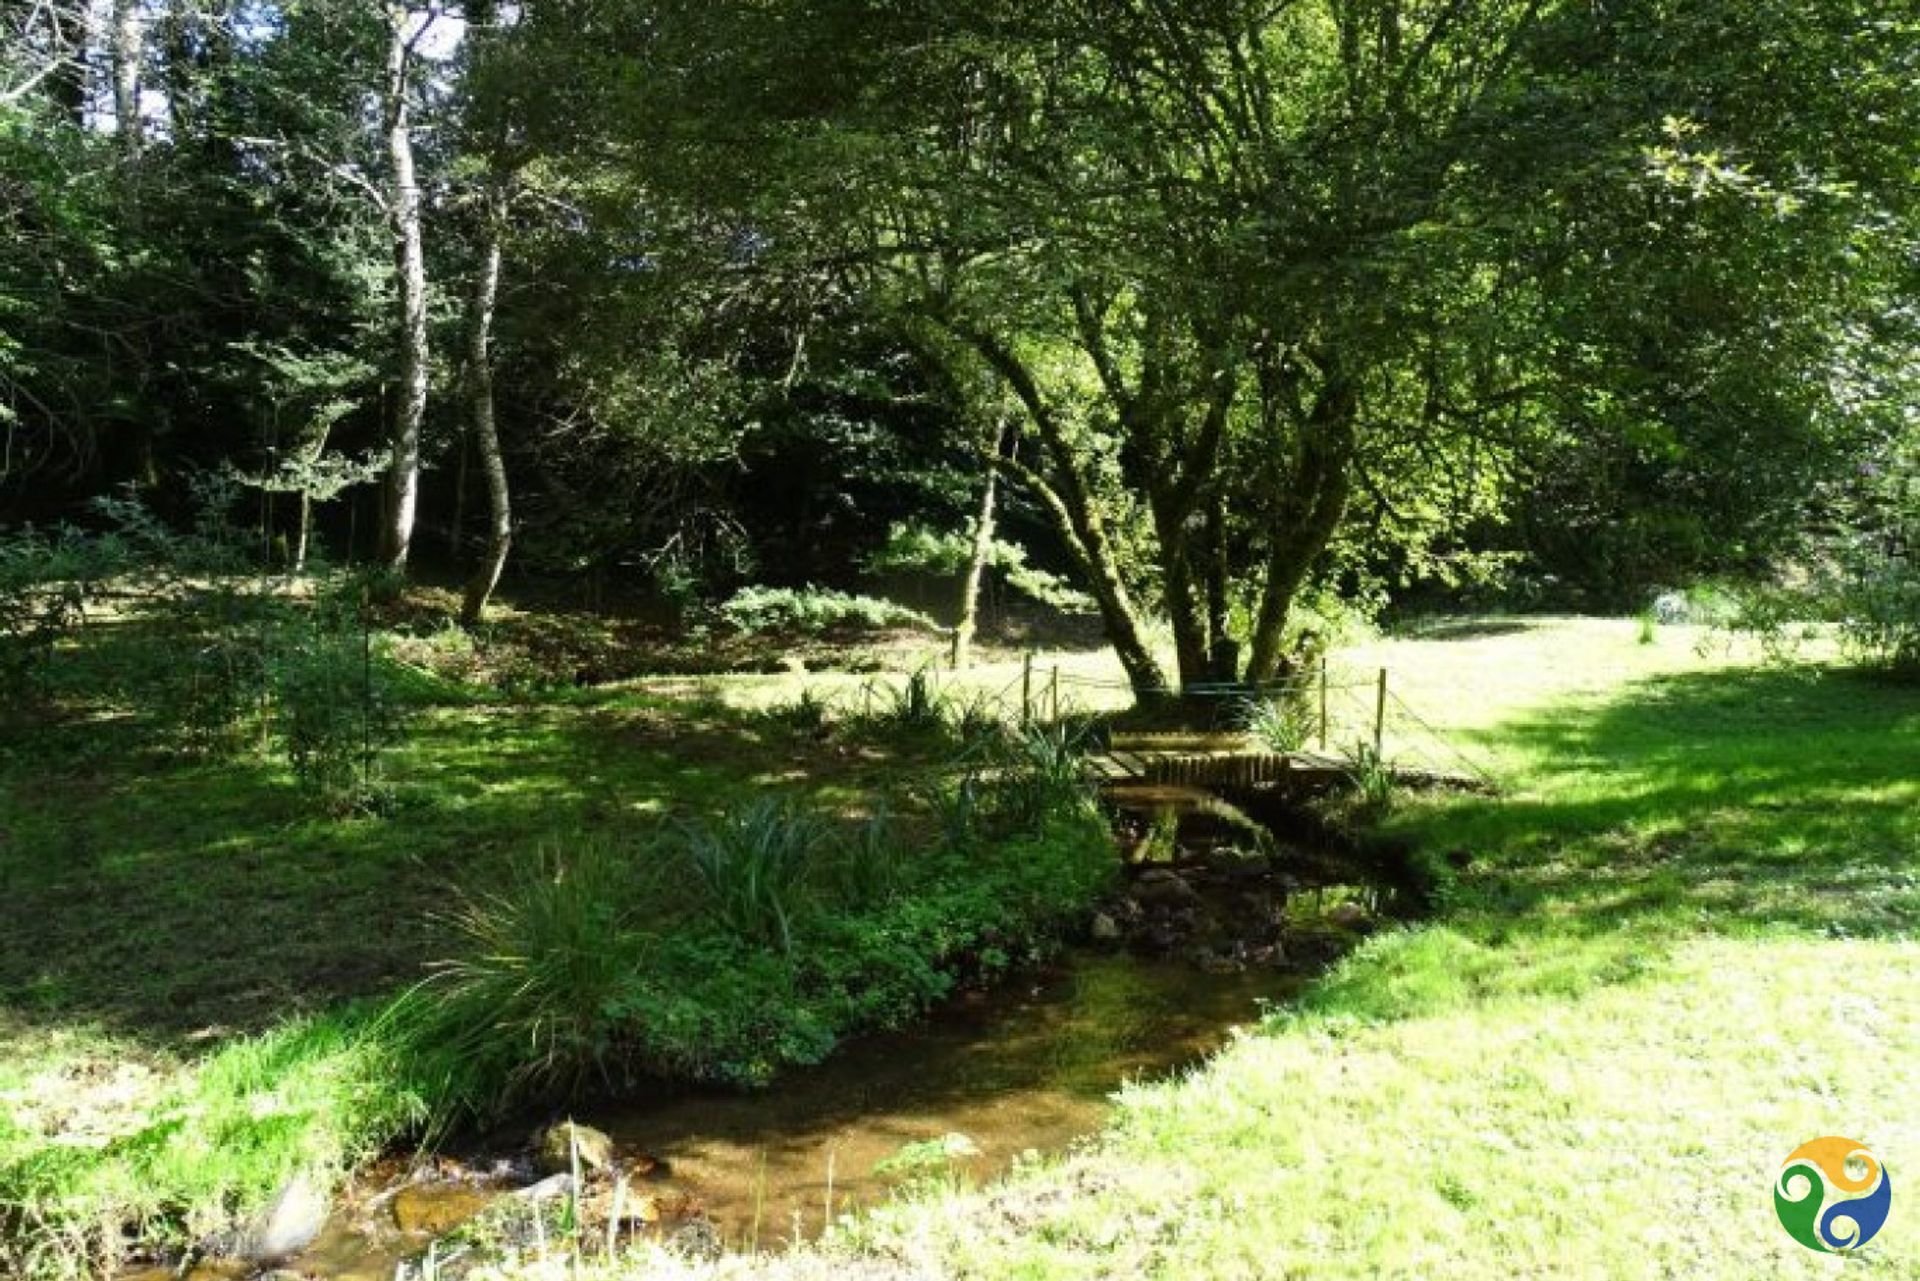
[137,784,1410,1280]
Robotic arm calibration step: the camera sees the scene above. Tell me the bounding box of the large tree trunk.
[952,324,1171,699]
[110,0,142,152]
[1136,349,1236,691]
[461,192,511,626]
[1244,374,1358,683]
[380,8,429,573]
[950,414,1009,671]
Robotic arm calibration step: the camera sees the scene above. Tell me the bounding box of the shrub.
[864,522,1097,614]
[269,610,405,811]
[1836,549,1920,676]
[678,798,825,952]
[1238,691,1315,751]
[717,585,935,636]
[131,583,285,755]
[418,842,653,1110]
[0,527,124,720]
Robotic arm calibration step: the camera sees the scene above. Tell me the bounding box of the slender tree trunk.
[295,491,312,572]
[450,425,469,557]
[461,192,510,626]
[159,0,196,137]
[289,417,333,574]
[1203,495,1237,681]
[381,10,428,573]
[951,414,1009,671]
[110,0,142,152]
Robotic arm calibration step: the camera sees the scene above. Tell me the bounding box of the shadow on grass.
[1391,617,1537,643]
[0,694,941,1049]
[1299,664,1920,1024]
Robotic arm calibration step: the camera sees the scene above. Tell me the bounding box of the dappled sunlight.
[0,686,963,1051]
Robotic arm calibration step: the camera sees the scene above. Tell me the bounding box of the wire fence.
[803,653,1493,787]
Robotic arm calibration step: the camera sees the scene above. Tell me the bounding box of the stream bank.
[128,784,1418,1281]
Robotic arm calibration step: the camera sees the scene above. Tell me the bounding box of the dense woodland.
[4,2,1914,688]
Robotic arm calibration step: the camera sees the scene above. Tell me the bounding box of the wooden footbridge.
[1091,728,1486,791]
[1090,732,1355,788]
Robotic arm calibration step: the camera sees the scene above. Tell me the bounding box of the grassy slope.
[657,618,1920,1279]
[0,681,958,1270]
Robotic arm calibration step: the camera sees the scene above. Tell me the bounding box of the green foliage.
[1237,692,1315,753]
[0,527,125,718]
[132,584,283,756]
[678,798,825,953]
[417,842,650,1111]
[717,586,936,637]
[1342,741,1398,818]
[1839,552,1920,676]
[0,495,412,809]
[411,724,1114,1094]
[270,588,406,812]
[865,522,1097,613]
[815,802,908,909]
[419,805,1111,1091]
[1705,444,1919,679]
[1833,446,1920,676]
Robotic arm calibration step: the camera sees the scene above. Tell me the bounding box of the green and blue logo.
[1775,1137,1892,1253]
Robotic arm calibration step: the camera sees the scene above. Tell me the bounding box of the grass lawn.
[579,617,1920,1280]
[6,615,1918,1279]
[0,670,989,1275]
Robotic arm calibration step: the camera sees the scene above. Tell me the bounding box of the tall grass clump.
[415,842,655,1112]
[815,802,908,908]
[980,721,1099,832]
[679,798,824,953]
[1342,740,1398,816]
[868,667,945,733]
[1238,691,1315,751]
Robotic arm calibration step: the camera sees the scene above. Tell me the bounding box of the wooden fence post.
[1374,667,1389,755]
[1049,665,1061,723]
[1021,652,1034,726]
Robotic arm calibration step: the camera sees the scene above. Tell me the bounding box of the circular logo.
[1775,1137,1892,1253]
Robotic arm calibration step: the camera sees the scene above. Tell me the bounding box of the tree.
[633,0,1920,700]
[377,1,435,572]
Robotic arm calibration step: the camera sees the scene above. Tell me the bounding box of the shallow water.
[254,952,1301,1279]
[163,783,1393,1280]
[593,952,1303,1247]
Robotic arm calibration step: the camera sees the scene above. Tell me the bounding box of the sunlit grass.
[551,616,1920,1281]
[8,616,1918,1279]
